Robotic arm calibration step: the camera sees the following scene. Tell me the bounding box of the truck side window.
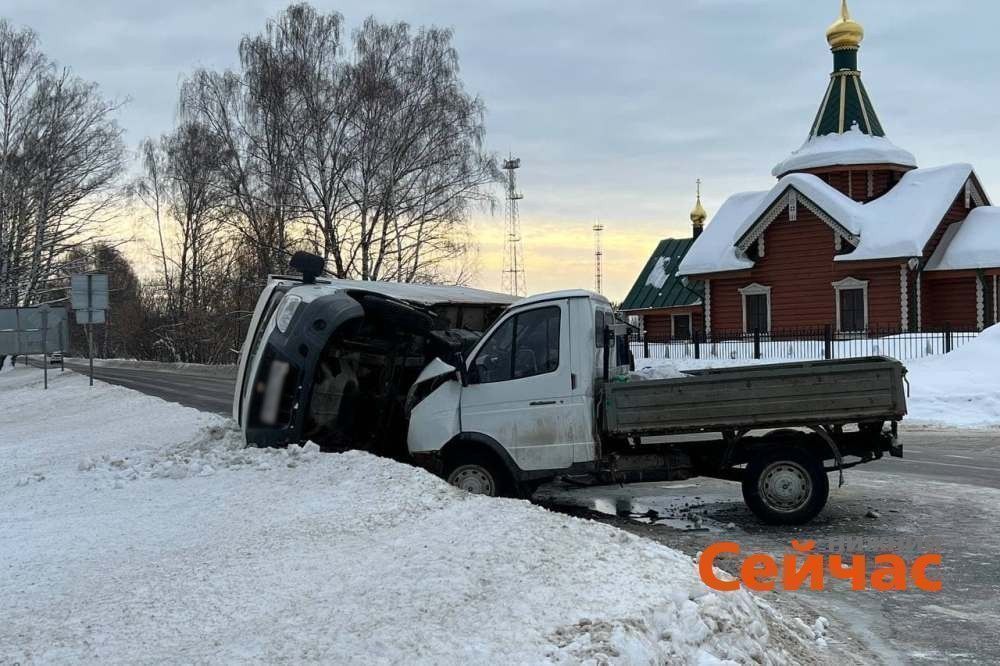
[471,306,561,384]
[513,307,560,379]
[595,310,606,348]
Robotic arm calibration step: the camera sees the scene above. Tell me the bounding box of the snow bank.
[0,368,820,664]
[772,126,916,177]
[903,323,1000,427]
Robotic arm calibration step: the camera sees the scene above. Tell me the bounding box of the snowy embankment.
[634,324,1000,428]
[0,368,821,664]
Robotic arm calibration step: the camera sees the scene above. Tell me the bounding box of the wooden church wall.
[706,206,903,333]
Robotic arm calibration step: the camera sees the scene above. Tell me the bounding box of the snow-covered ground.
[633,323,1000,428]
[0,368,822,664]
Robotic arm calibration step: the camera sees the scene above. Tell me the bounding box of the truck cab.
[408,290,626,489]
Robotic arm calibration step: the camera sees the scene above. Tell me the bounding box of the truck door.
[462,299,587,471]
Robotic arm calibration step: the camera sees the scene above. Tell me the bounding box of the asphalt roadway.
[28,357,236,416]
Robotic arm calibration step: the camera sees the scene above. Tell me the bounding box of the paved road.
[29,358,236,416]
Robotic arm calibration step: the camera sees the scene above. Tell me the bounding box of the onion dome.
[826,0,864,50]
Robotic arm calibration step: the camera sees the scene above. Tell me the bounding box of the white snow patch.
[645,256,671,288]
[926,206,1000,272]
[772,126,917,177]
[0,367,819,664]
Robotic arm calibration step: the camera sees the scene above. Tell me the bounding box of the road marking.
[944,454,976,460]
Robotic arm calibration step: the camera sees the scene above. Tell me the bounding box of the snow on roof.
[841,163,974,262]
[735,172,863,239]
[772,126,917,177]
[315,278,518,306]
[680,163,977,275]
[925,206,1000,271]
[677,191,768,276]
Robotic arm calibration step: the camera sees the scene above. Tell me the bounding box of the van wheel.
[742,447,829,525]
[444,451,514,498]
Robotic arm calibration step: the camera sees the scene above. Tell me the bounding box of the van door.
[461,299,584,471]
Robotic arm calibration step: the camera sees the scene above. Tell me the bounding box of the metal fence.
[629,324,981,362]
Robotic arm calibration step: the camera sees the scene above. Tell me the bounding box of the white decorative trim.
[758,234,765,258]
[916,272,923,331]
[739,283,772,334]
[737,189,858,254]
[965,177,987,208]
[976,277,985,331]
[847,171,853,199]
[704,279,712,337]
[994,275,999,326]
[832,277,869,333]
[900,265,909,332]
[835,235,843,252]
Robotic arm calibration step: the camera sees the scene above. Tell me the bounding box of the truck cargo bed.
[604,357,907,436]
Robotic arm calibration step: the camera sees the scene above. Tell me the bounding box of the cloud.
[6,0,1000,299]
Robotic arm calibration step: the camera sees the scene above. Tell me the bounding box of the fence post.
[753,328,761,360]
[944,324,953,354]
[694,331,701,360]
[643,336,649,358]
[824,324,833,360]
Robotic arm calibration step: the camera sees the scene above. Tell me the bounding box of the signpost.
[0,306,68,389]
[70,273,109,387]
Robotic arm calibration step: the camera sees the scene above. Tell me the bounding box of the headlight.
[275,295,302,333]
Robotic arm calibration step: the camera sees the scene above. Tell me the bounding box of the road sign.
[75,309,106,325]
[70,273,108,387]
[0,307,68,355]
[70,274,109,311]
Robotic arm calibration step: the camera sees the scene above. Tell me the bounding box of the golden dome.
[826,0,864,50]
[690,190,707,226]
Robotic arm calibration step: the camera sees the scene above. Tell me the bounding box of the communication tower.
[501,156,527,296]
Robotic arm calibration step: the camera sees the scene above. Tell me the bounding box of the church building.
[674,1,1000,337]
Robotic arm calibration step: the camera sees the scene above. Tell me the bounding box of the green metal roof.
[809,48,885,139]
[620,238,702,312]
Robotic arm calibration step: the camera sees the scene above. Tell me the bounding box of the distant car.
[48,351,63,364]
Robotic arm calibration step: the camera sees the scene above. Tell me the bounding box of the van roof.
[512,289,610,308]
[280,277,518,307]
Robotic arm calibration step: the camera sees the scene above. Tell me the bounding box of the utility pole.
[501,156,527,297]
[593,222,604,294]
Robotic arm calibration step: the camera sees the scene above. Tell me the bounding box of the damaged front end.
[238,285,491,460]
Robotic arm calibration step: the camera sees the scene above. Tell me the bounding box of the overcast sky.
[5,0,999,299]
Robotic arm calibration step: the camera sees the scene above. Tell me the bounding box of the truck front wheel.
[742,447,829,525]
[444,451,515,498]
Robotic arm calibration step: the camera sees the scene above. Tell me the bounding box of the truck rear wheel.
[742,447,829,525]
[444,451,514,498]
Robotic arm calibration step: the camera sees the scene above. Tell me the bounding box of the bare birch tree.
[0,19,125,307]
